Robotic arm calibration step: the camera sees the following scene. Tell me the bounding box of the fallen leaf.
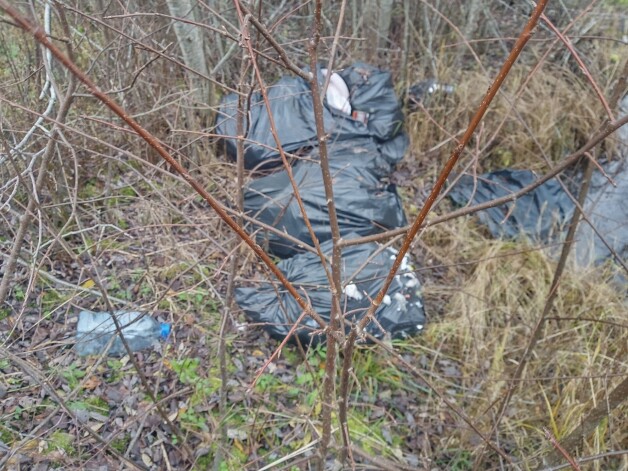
[142,453,153,467]
[83,376,102,390]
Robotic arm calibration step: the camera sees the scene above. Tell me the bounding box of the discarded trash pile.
[448,161,628,267]
[236,236,425,344]
[216,63,426,342]
[448,96,628,268]
[243,138,407,258]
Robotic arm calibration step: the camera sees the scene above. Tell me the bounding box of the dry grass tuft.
[416,217,627,466]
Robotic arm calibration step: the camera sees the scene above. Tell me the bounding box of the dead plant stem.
[0,1,329,334]
[307,1,345,466]
[541,376,628,467]
[232,0,337,334]
[484,155,595,465]
[214,47,250,471]
[338,5,549,466]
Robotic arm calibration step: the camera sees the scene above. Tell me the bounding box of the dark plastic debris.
[447,170,574,242]
[448,162,628,267]
[217,62,427,343]
[215,62,408,170]
[235,235,426,345]
[244,138,407,258]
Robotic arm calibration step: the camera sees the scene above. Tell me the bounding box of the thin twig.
[0,0,329,333]
[307,0,345,465]
[540,13,613,120]
[338,1,550,467]
[543,427,582,471]
[338,114,628,247]
[483,148,596,465]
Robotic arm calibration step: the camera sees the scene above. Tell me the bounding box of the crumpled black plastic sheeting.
[214,62,407,169]
[447,170,574,242]
[235,235,426,345]
[573,159,628,266]
[244,138,407,258]
[447,163,628,266]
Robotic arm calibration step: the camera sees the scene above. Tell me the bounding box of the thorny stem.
[307,1,345,466]
[214,46,250,471]
[485,58,628,462]
[232,0,339,338]
[543,428,582,471]
[540,13,614,120]
[337,114,628,248]
[0,1,329,335]
[479,156,595,467]
[338,0,550,465]
[541,376,628,468]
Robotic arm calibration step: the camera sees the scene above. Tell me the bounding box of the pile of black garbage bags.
[448,95,628,268]
[215,63,426,344]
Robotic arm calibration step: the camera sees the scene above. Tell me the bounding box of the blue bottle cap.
[160,323,171,339]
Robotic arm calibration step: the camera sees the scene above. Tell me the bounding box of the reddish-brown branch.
[0,1,328,330]
[338,0,550,466]
[543,427,582,471]
[540,13,614,120]
[349,0,550,325]
[338,114,628,247]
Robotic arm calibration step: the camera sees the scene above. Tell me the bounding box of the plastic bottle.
[76,310,171,356]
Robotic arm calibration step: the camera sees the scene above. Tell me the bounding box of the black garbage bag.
[215,63,407,169]
[573,159,628,266]
[447,170,574,242]
[235,235,426,344]
[244,139,407,258]
[448,162,628,267]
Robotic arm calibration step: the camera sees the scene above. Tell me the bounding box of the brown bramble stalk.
[541,376,628,468]
[478,34,628,470]
[232,0,341,336]
[479,0,599,159]
[346,0,551,340]
[337,0,550,465]
[305,0,347,465]
[0,0,330,335]
[543,427,582,471]
[476,148,595,467]
[540,13,614,120]
[215,40,251,469]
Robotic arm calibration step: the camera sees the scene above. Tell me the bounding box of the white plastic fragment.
[321,69,352,115]
[393,292,407,312]
[344,283,363,301]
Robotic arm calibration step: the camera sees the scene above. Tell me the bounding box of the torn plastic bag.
[447,163,628,266]
[321,68,351,115]
[447,170,574,242]
[244,139,407,258]
[335,62,405,142]
[573,159,628,266]
[215,62,407,169]
[235,235,426,344]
